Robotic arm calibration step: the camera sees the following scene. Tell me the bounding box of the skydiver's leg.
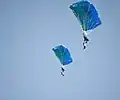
[83,41,87,50]
[83,45,86,50]
[61,72,64,76]
[83,32,89,42]
[84,36,89,42]
[82,32,89,50]
[61,67,65,72]
[60,67,65,76]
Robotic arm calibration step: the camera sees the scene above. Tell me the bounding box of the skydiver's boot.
[85,37,89,42]
[83,45,86,50]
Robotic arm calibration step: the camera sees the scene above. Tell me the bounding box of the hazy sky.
[0,0,120,100]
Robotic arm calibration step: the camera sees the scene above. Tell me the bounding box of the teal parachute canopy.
[52,45,73,66]
[69,0,102,31]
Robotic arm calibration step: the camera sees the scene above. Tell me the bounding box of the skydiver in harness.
[60,67,65,76]
[82,31,89,50]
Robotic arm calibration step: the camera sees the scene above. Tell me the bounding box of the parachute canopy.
[69,0,102,31]
[52,45,73,66]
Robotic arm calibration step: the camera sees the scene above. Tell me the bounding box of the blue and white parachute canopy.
[52,45,73,66]
[69,0,102,32]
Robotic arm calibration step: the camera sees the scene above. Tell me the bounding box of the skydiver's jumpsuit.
[61,67,65,76]
[83,32,89,49]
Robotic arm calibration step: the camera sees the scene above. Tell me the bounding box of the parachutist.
[52,45,73,76]
[83,32,89,50]
[70,1,102,49]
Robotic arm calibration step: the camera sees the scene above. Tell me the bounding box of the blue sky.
[0,0,120,100]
